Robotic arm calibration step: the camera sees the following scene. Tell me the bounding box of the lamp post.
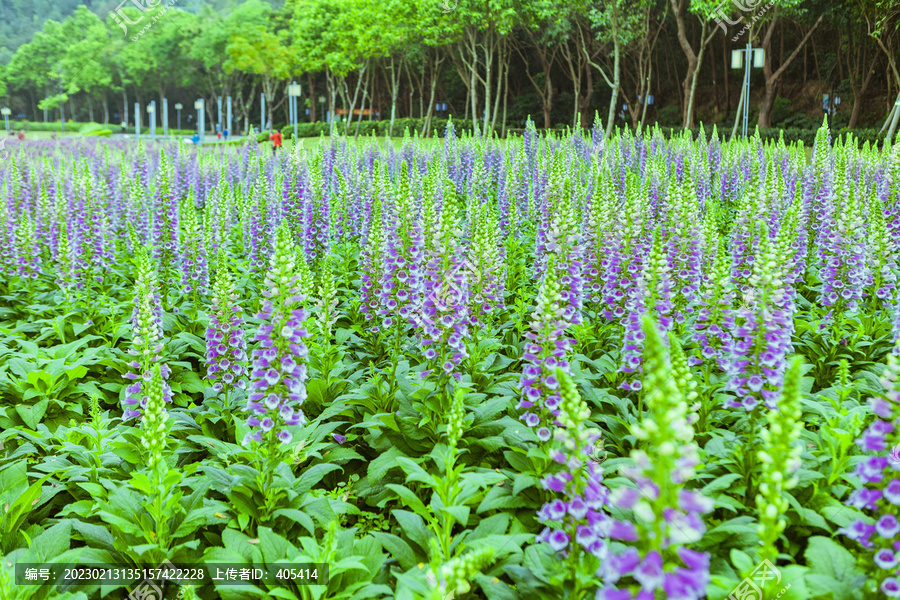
[147,101,156,138]
[823,82,841,127]
[162,98,168,136]
[195,99,204,144]
[260,93,265,133]
[289,82,302,137]
[1,107,10,133]
[135,102,141,138]
[731,43,764,139]
[175,103,183,133]
[319,95,326,124]
[226,96,232,137]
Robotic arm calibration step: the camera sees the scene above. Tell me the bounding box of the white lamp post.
[1,107,10,133]
[194,99,205,143]
[731,44,764,138]
[175,102,183,132]
[289,82,302,136]
[147,101,156,137]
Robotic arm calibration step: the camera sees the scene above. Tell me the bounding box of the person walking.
[269,129,282,154]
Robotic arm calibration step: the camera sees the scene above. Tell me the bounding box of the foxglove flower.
[467,199,506,323]
[603,316,712,600]
[206,251,248,393]
[756,357,805,564]
[123,247,171,421]
[314,255,340,339]
[180,197,209,297]
[417,183,470,378]
[721,224,794,413]
[517,255,574,442]
[692,236,734,368]
[534,153,584,324]
[243,223,311,447]
[140,364,170,474]
[535,369,631,577]
[840,348,900,594]
[619,227,674,384]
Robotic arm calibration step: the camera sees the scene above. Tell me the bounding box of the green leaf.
[31,521,73,559]
[64,365,89,381]
[273,508,316,536]
[370,532,417,571]
[296,463,342,495]
[176,369,208,394]
[476,486,528,514]
[804,537,863,588]
[385,484,429,515]
[16,398,49,429]
[392,510,434,552]
[258,527,294,564]
[367,447,405,483]
[394,457,435,487]
[72,521,117,552]
[729,549,755,578]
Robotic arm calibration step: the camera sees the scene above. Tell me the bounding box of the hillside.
[0,0,282,64]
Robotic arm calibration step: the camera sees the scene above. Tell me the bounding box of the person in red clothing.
[269,129,282,154]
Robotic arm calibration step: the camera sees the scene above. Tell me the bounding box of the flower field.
[1,121,898,600]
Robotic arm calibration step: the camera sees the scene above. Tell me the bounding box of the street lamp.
[731,44,764,138]
[824,83,842,127]
[194,99,205,143]
[175,102,183,132]
[319,95,326,123]
[147,101,156,138]
[1,107,10,133]
[289,82,302,135]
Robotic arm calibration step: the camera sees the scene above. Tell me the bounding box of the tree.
[839,0,879,129]
[755,3,826,129]
[440,0,520,137]
[7,20,69,121]
[227,7,292,132]
[669,0,720,129]
[185,2,268,134]
[514,0,568,129]
[581,0,647,138]
[289,0,361,134]
[857,0,900,139]
[60,7,113,123]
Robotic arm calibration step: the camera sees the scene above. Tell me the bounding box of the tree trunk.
[848,39,876,130]
[606,3,622,140]
[758,12,825,129]
[345,64,367,134]
[730,78,745,141]
[307,73,317,122]
[502,53,509,136]
[387,56,402,137]
[422,55,439,136]
[888,91,900,142]
[490,39,506,133]
[670,0,697,128]
[723,35,730,111]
